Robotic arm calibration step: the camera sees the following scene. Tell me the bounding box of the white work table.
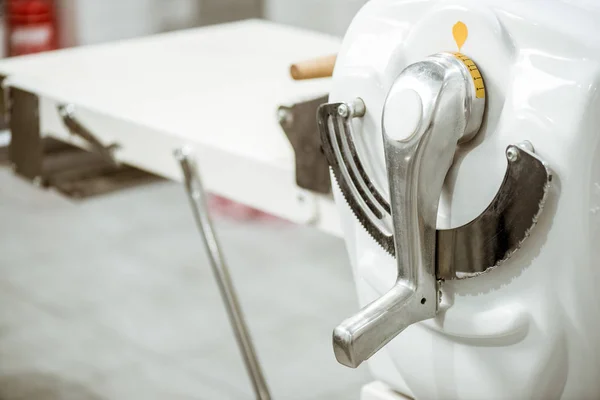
[0,20,342,235]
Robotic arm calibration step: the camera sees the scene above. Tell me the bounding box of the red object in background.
[6,0,57,56]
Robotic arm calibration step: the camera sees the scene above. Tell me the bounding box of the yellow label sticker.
[452,52,485,99]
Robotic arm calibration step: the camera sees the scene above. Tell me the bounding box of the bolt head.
[337,104,350,118]
[278,108,292,125]
[506,146,519,162]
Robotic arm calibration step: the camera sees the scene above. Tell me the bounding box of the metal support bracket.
[174,147,271,400]
[278,94,331,194]
[58,104,120,167]
[9,88,43,182]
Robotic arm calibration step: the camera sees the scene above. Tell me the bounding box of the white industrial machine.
[321,0,600,399]
[2,1,600,399]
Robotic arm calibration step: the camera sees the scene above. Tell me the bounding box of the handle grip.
[333,284,419,368]
[290,54,337,80]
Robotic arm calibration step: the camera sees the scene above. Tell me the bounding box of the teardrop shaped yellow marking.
[453,21,468,52]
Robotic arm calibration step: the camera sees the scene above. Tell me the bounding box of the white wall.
[264,0,368,37]
[58,0,204,46]
[58,0,363,47]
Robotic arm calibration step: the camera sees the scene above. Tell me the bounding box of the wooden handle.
[290,54,337,80]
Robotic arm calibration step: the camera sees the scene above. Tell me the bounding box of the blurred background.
[0,1,373,399]
[0,0,368,56]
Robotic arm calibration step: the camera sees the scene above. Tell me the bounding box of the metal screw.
[173,146,192,162]
[337,104,350,118]
[352,98,366,118]
[277,108,292,126]
[506,146,519,162]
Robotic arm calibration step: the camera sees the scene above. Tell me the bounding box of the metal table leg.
[174,147,271,400]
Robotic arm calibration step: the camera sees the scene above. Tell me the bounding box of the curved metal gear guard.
[436,144,552,280]
[318,102,552,281]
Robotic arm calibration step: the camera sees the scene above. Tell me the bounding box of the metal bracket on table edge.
[278,94,331,194]
[0,75,9,125]
[8,88,43,182]
[57,104,121,167]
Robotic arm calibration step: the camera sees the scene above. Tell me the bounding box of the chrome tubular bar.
[174,147,271,400]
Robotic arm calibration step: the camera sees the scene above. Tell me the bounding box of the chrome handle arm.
[333,53,485,368]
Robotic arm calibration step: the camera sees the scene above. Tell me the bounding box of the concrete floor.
[0,169,371,399]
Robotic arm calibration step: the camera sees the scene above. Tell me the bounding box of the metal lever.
[333,53,486,368]
[174,147,271,400]
[58,104,120,166]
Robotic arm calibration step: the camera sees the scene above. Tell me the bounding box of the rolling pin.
[290,54,337,80]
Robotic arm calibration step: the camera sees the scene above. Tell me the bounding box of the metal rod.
[174,147,271,400]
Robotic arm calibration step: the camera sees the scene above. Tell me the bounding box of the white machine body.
[330,0,600,398]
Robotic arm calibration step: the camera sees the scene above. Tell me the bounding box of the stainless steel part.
[322,99,552,280]
[437,143,551,279]
[57,104,120,167]
[318,99,395,254]
[278,94,331,194]
[326,52,553,368]
[174,147,271,400]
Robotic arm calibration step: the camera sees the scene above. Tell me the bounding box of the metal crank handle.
[333,53,486,368]
[333,283,423,367]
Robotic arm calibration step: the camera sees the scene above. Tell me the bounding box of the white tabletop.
[0,20,342,234]
[1,20,339,166]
